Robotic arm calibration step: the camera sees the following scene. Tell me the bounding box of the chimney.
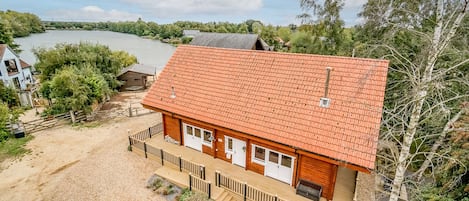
[320,67,332,108]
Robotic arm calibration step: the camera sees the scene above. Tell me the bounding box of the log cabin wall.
[297,154,338,200]
[162,114,182,144]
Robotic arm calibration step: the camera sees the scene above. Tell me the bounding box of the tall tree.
[357,0,469,200]
[297,0,346,55]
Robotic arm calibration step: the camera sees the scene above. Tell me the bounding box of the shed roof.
[142,45,389,170]
[20,59,31,69]
[117,63,156,77]
[190,32,269,50]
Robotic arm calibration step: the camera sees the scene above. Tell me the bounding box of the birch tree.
[357,0,469,200]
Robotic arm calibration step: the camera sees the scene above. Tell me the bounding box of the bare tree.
[382,1,469,200]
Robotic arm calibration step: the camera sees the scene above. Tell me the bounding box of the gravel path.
[0,113,164,201]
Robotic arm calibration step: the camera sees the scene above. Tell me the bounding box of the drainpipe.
[353,171,359,201]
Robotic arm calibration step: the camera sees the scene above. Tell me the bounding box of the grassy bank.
[0,135,34,163]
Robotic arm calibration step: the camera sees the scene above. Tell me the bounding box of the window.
[186,125,193,135]
[252,145,266,164]
[194,128,201,138]
[12,77,20,89]
[5,59,18,74]
[281,155,292,168]
[203,130,212,144]
[269,151,279,163]
[183,123,213,147]
[226,137,233,152]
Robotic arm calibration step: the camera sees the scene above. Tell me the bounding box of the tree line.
[0,10,45,52]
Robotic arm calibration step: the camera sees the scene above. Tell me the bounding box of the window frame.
[183,122,212,147]
[225,136,233,153]
[251,144,267,165]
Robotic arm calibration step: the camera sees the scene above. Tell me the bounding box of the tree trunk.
[389,1,444,200]
[388,1,468,200]
[414,108,466,180]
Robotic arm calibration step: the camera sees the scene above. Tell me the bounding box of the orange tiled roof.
[142,45,389,169]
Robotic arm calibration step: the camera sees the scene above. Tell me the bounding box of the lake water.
[15,30,176,71]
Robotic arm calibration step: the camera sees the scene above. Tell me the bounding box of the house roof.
[190,32,269,50]
[142,45,389,170]
[20,59,31,69]
[117,63,156,77]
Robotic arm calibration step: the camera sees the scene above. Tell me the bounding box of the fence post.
[208,182,211,199]
[128,136,133,151]
[160,149,164,165]
[200,165,205,180]
[275,194,278,201]
[148,127,152,138]
[144,142,147,158]
[215,171,221,187]
[243,182,247,201]
[179,156,182,172]
[189,173,192,191]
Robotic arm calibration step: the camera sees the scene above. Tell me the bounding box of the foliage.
[355,0,469,200]
[0,18,19,52]
[0,103,10,142]
[0,82,20,107]
[178,188,209,201]
[420,114,469,201]
[0,134,33,163]
[0,10,44,38]
[34,43,136,114]
[296,0,351,55]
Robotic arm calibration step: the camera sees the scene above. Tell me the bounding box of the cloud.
[122,0,263,17]
[45,5,142,21]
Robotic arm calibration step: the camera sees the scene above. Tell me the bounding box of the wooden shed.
[117,64,156,91]
[142,45,389,200]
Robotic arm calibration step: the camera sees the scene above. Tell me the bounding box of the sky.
[1,0,366,27]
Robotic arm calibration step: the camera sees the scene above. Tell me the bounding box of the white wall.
[0,47,33,90]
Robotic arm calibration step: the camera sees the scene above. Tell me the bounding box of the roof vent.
[320,67,332,108]
[319,97,331,108]
[170,86,176,99]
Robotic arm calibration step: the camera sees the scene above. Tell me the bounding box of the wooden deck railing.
[129,123,163,141]
[189,173,211,199]
[215,171,287,201]
[128,125,205,179]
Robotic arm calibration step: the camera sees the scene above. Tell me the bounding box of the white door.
[183,124,202,152]
[232,139,246,168]
[265,150,293,185]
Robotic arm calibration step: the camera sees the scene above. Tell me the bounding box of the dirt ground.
[0,91,165,201]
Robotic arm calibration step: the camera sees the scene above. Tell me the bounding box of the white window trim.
[251,144,296,166]
[182,122,213,148]
[251,144,267,165]
[202,130,213,147]
[225,136,234,153]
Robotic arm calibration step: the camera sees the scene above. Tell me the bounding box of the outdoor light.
[170,86,176,99]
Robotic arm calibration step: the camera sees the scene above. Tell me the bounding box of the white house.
[0,44,36,106]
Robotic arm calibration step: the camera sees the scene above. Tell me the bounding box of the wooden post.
[200,165,205,180]
[128,137,132,151]
[243,182,247,201]
[148,127,152,138]
[179,156,182,172]
[189,173,192,191]
[144,142,147,158]
[69,110,76,123]
[208,182,211,199]
[160,149,164,165]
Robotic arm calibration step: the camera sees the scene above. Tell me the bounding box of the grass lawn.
[0,135,34,163]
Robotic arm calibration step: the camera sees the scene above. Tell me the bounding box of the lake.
[15,30,176,71]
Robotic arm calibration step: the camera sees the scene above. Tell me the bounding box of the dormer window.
[4,59,19,74]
